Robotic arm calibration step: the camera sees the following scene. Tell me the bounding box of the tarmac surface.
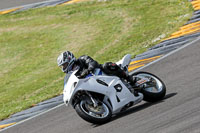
[0,0,48,10]
[1,38,200,133]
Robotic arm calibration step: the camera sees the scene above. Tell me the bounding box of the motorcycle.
[63,54,166,124]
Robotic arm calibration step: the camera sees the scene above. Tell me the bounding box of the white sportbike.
[63,54,166,124]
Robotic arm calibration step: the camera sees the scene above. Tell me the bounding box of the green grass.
[0,0,193,120]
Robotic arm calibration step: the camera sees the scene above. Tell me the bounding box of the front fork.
[85,91,98,108]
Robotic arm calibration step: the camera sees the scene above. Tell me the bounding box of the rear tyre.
[131,71,166,102]
[75,97,112,124]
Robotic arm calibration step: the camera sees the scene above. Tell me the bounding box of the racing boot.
[126,75,140,96]
[127,75,137,86]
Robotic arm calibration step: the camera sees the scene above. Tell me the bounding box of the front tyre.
[131,71,166,102]
[75,97,112,124]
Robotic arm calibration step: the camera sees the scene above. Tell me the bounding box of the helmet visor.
[59,62,69,72]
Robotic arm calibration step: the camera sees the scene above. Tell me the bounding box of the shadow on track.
[92,92,177,127]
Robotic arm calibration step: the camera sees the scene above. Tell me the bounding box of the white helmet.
[57,51,76,73]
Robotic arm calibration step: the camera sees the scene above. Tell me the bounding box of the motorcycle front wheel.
[75,96,112,124]
[131,71,166,102]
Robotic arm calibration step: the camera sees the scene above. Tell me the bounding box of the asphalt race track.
[1,37,200,132]
[0,0,49,10]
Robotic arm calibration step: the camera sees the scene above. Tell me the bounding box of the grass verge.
[0,0,192,120]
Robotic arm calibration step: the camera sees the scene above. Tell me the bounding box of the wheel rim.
[136,73,163,93]
[80,100,110,119]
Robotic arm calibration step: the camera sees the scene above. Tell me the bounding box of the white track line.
[0,103,64,132]
[0,0,62,12]
[130,36,200,74]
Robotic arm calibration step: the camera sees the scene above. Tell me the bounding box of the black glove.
[80,69,90,78]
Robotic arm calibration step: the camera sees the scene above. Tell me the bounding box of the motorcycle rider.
[57,51,136,85]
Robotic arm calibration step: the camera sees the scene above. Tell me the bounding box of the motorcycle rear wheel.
[75,97,112,124]
[131,71,166,102]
